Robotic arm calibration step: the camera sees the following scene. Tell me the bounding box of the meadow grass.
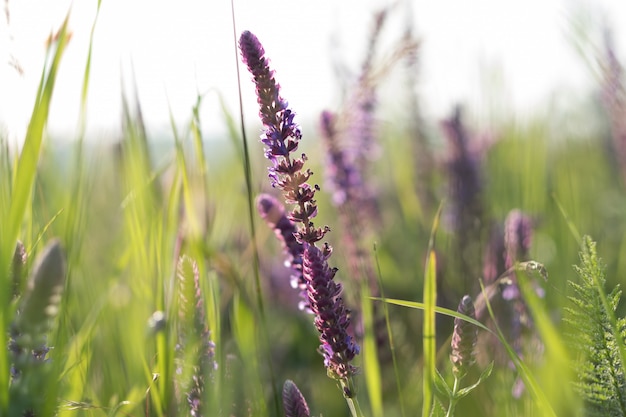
[4,4,626,417]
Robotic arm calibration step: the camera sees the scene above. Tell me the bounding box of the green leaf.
[455,362,494,400]
[433,368,452,397]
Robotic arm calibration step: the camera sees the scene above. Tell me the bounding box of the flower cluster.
[240,30,359,379]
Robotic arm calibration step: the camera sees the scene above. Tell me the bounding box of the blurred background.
[1,0,625,143]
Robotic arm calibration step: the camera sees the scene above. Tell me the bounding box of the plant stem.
[342,378,365,417]
[446,376,460,417]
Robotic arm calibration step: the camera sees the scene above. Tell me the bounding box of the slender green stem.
[342,378,366,417]
[445,376,460,417]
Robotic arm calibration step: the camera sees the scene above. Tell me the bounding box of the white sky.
[0,0,625,143]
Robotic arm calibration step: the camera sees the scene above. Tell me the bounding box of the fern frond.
[565,236,626,417]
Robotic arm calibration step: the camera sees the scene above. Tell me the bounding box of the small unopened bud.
[450,295,478,378]
[282,380,310,417]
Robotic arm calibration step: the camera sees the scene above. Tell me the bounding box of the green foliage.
[566,236,626,416]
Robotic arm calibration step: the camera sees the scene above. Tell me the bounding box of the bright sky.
[0,0,625,143]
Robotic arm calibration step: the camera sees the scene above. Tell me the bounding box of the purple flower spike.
[239,30,303,189]
[241,30,359,380]
[303,242,359,379]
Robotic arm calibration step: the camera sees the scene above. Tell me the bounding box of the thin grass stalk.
[230,0,263,315]
[230,2,280,413]
[373,244,406,417]
[170,107,202,237]
[191,96,212,237]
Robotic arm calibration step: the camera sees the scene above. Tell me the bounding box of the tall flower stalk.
[239,30,361,413]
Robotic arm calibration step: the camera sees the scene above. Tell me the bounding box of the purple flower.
[240,30,359,379]
[239,31,303,187]
[504,209,533,270]
[303,242,359,379]
[256,193,308,311]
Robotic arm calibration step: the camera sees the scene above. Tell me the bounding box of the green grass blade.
[374,298,493,334]
[361,282,383,417]
[478,280,558,417]
[516,267,581,415]
[422,203,442,417]
[552,193,582,245]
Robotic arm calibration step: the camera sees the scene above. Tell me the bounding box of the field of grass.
[4,4,626,417]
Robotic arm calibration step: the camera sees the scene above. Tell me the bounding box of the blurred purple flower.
[504,209,533,270]
[600,29,626,185]
[441,106,485,290]
[319,111,365,208]
[441,106,483,233]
